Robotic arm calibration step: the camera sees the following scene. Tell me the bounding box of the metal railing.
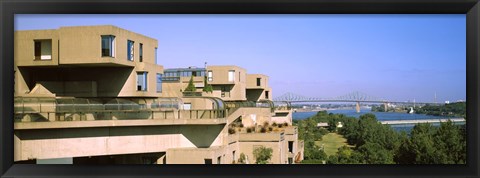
[14,109,227,123]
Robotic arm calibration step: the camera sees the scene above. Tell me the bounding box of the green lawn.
[315,133,351,156]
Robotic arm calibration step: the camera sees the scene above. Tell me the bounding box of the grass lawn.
[315,133,352,156]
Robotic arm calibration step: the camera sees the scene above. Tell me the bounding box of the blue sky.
[15,14,466,102]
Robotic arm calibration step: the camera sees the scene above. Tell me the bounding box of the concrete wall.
[166,146,227,164]
[271,110,293,125]
[238,133,287,164]
[246,74,269,89]
[162,76,205,97]
[58,25,157,66]
[206,66,246,101]
[15,29,60,67]
[14,124,225,161]
[15,25,163,98]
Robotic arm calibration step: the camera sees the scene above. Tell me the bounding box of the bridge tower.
[355,102,360,113]
[383,102,388,112]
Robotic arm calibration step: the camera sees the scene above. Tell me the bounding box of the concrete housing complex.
[13,25,303,164]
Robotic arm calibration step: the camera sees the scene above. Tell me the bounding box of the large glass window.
[127,40,134,61]
[34,39,52,60]
[257,78,261,86]
[156,73,162,93]
[101,35,115,57]
[137,72,148,91]
[228,70,235,82]
[139,43,143,62]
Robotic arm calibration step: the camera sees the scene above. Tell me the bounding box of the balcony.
[14,97,227,129]
[183,91,203,97]
[162,76,180,82]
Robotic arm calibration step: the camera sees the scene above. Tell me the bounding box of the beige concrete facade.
[206,65,247,101]
[15,25,163,98]
[246,74,272,101]
[14,25,302,164]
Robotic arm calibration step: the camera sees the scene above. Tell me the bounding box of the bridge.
[273,91,441,113]
[380,118,465,125]
[318,118,465,127]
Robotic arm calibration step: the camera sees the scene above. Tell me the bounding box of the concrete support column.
[355,102,360,113]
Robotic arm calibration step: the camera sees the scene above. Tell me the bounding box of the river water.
[292,109,465,132]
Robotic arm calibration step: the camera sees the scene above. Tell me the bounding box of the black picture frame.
[1,0,478,178]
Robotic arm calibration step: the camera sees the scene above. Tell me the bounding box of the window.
[101,35,115,57]
[34,39,52,60]
[217,156,221,164]
[127,40,134,61]
[288,141,294,153]
[139,43,143,62]
[256,78,261,86]
[204,159,212,164]
[265,91,269,99]
[137,72,147,91]
[207,71,213,82]
[232,151,236,162]
[155,47,158,64]
[156,73,162,93]
[183,103,192,110]
[228,70,235,82]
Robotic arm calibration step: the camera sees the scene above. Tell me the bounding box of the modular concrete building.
[13,25,303,164]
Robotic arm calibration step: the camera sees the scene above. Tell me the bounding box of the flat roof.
[164,67,206,72]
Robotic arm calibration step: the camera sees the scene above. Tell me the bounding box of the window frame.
[228,70,235,82]
[34,39,53,61]
[101,35,115,58]
[156,73,162,93]
[127,40,135,61]
[137,72,148,91]
[207,71,213,82]
[139,43,143,62]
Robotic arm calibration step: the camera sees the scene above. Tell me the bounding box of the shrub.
[238,153,246,164]
[239,123,244,128]
[228,127,236,134]
[263,121,269,127]
[268,126,273,132]
[260,127,267,133]
[272,122,278,127]
[246,127,253,133]
[253,146,273,164]
[278,124,283,128]
[184,76,196,92]
[283,122,289,127]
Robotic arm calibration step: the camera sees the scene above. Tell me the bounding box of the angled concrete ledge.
[14,118,227,130]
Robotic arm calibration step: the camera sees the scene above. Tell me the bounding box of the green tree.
[184,76,196,92]
[356,142,394,164]
[327,119,337,132]
[433,121,466,163]
[253,146,273,164]
[202,76,213,93]
[403,123,438,164]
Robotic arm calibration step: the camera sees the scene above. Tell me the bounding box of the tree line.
[295,111,466,164]
[415,102,466,118]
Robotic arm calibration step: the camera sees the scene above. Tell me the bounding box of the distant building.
[13,25,302,164]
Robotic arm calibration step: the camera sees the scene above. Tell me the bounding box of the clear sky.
[15,14,466,103]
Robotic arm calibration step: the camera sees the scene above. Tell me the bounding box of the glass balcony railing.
[14,97,225,123]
